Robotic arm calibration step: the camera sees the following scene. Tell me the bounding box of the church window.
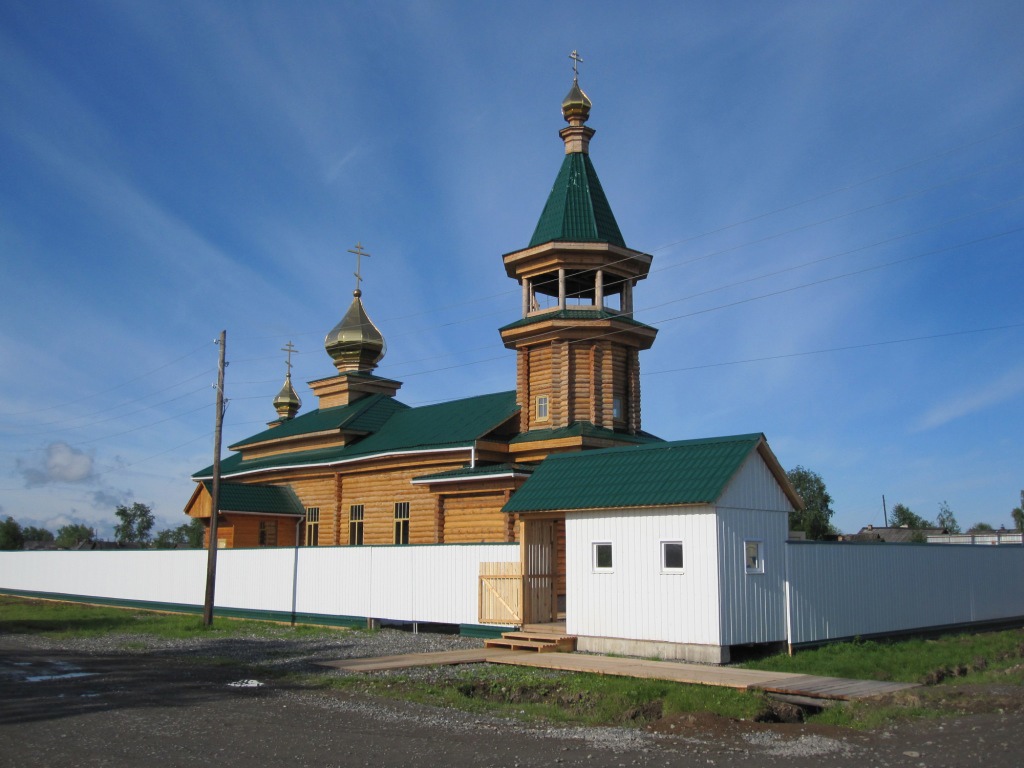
[536,395,549,421]
[349,505,364,546]
[258,520,278,547]
[613,396,623,420]
[394,502,410,545]
[305,507,320,546]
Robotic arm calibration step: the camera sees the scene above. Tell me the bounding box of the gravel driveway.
[0,626,1017,767]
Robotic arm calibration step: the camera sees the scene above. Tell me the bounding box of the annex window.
[536,395,549,421]
[661,540,684,572]
[744,540,764,574]
[349,505,364,546]
[593,542,613,572]
[258,520,278,547]
[394,502,410,545]
[305,507,320,546]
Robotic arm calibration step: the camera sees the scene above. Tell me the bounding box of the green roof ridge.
[529,153,625,248]
[498,308,655,333]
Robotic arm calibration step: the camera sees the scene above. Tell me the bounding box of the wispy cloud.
[916,367,1024,431]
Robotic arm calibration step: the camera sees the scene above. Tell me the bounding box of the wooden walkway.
[318,648,918,701]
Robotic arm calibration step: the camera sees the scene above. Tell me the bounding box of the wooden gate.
[478,561,522,624]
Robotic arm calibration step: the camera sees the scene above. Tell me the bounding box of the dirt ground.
[1,637,1021,768]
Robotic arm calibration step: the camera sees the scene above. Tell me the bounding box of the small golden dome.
[272,373,302,420]
[561,78,592,123]
[324,291,386,372]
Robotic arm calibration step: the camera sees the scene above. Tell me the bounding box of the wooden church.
[185,67,798,639]
[186,71,661,553]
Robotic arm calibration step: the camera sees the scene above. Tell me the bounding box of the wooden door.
[521,519,558,624]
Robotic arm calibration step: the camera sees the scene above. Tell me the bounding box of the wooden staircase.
[484,628,576,653]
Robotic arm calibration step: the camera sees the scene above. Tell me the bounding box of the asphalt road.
[0,641,1017,767]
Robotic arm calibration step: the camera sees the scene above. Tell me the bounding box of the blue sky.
[1,1,1022,538]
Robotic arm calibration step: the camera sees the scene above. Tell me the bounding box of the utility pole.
[203,330,227,627]
[882,494,889,527]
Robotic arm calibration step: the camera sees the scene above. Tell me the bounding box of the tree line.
[0,503,204,551]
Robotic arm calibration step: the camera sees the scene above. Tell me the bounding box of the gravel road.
[0,626,1016,767]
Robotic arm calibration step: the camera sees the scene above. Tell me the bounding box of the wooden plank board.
[319,647,920,701]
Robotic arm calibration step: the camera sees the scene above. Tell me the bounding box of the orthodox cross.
[569,50,583,79]
[281,341,299,376]
[348,242,371,293]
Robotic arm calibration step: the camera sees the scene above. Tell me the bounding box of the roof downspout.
[470,444,476,469]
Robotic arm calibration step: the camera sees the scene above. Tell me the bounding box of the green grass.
[0,594,343,641]
[742,628,1024,683]
[313,664,764,726]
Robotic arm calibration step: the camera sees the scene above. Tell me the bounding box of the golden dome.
[324,290,386,372]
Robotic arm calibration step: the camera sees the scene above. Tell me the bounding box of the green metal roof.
[508,421,662,446]
[498,309,656,333]
[230,393,408,450]
[202,481,306,516]
[195,391,520,480]
[502,434,766,514]
[529,152,626,248]
[413,463,536,483]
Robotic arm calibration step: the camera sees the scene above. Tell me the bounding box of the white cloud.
[916,367,1024,431]
[17,442,95,487]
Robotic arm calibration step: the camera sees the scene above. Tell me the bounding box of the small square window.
[661,540,683,572]
[745,540,764,574]
[536,395,549,421]
[593,542,613,571]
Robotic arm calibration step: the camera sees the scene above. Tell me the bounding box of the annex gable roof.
[502,433,801,514]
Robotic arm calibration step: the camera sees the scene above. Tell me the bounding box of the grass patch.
[315,664,764,727]
[0,595,345,641]
[741,628,1024,684]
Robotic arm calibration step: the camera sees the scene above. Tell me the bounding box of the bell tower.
[499,60,657,436]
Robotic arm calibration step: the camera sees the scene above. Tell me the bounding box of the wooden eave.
[502,241,652,281]
[755,437,804,511]
[499,315,657,349]
[235,427,368,456]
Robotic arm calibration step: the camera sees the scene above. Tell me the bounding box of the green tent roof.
[194,391,520,480]
[502,434,770,514]
[508,421,661,446]
[203,482,306,516]
[529,152,625,248]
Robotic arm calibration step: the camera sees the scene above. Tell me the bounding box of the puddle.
[25,671,98,683]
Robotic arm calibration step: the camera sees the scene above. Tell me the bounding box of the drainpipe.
[470,445,476,469]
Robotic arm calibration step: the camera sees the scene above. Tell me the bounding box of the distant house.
[843,525,948,543]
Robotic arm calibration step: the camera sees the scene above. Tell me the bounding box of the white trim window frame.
[744,539,764,574]
[660,539,684,574]
[536,394,550,421]
[592,541,614,573]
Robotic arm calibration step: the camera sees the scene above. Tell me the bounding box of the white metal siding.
[716,508,788,645]
[717,451,794,513]
[0,544,518,627]
[787,542,1024,645]
[565,507,722,646]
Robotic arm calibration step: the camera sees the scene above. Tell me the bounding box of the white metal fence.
[0,543,519,629]
[785,541,1024,646]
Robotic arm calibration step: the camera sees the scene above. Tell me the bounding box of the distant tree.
[114,502,155,545]
[786,466,836,540]
[0,517,25,550]
[153,519,205,549]
[971,522,995,532]
[889,503,931,529]
[1012,507,1024,532]
[22,525,55,542]
[55,523,95,549]
[935,501,961,534]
